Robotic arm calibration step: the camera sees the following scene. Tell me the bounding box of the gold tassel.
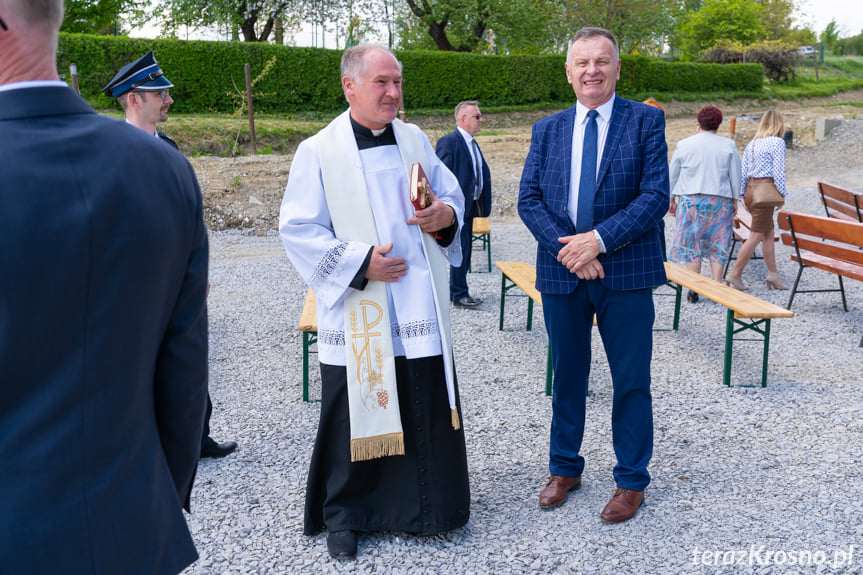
[350,432,405,462]
[451,408,460,430]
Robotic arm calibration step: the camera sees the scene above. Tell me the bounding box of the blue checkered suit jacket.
[518,96,669,294]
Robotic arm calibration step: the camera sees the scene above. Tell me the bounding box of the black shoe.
[452,296,482,308]
[200,439,238,459]
[687,290,699,303]
[327,530,357,560]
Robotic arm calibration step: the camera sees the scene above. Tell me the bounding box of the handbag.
[745,144,785,209]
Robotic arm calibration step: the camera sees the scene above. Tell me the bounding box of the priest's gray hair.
[341,45,402,84]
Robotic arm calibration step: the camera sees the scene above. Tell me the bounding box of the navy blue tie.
[576,109,599,233]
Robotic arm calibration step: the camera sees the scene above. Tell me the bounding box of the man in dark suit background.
[518,27,669,523]
[435,100,492,308]
[0,1,208,573]
[104,52,238,460]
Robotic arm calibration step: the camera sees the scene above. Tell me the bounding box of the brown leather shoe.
[539,475,582,510]
[600,488,644,523]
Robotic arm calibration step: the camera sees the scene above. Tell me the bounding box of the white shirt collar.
[0,80,70,93]
[576,94,616,126]
[456,126,475,145]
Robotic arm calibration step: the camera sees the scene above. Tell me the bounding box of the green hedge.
[57,33,763,113]
[834,35,863,56]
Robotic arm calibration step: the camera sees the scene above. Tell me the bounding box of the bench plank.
[777,210,863,312]
[299,288,317,332]
[818,181,863,222]
[665,262,794,319]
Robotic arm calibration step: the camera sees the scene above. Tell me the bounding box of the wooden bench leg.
[723,310,773,387]
[653,280,682,331]
[469,233,491,273]
[499,272,534,331]
[302,331,319,402]
[498,273,507,331]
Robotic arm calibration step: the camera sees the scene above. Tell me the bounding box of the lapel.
[596,95,628,188]
[558,106,576,200]
[0,85,94,121]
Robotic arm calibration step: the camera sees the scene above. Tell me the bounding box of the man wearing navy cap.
[103,51,178,149]
[1,1,206,573]
[105,52,239,460]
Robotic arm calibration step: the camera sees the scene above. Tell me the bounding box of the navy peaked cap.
[102,51,174,97]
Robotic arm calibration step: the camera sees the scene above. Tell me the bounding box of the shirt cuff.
[593,229,606,254]
[350,247,373,290]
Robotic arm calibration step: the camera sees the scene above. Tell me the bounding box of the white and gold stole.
[318,111,458,462]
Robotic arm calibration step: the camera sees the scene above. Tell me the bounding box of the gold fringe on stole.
[350,432,405,462]
[451,408,461,430]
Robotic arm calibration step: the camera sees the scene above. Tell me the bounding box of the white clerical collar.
[0,80,69,93]
[576,94,615,125]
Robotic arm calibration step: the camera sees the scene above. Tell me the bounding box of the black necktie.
[472,139,483,199]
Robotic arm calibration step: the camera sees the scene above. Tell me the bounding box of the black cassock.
[304,355,470,536]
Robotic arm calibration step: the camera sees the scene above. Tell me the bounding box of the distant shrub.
[700,40,798,82]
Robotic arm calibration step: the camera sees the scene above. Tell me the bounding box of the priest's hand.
[408,191,456,235]
[366,243,408,282]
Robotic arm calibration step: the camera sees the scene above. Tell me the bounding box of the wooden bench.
[298,288,320,402]
[497,260,794,388]
[777,210,863,321]
[818,181,863,223]
[724,201,777,280]
[468,217,491,273]
[495,262,554,394]
[664,261,794,387]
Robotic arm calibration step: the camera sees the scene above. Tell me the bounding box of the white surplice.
[279,111,464,367]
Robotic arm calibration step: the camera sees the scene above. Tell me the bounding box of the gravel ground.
[184,127,863,575]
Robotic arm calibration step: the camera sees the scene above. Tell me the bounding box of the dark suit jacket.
[0,86,208,575]
[436,129,492,218]
[518,96,669,294]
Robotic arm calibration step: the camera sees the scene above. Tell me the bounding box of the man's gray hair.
[454,100,480,122]
[567,27,619,59]
[5,0,64,30]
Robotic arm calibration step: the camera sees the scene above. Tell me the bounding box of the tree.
[677,0,765,58]
[400,0,490,51]
[63,0,149,34]
[820,18,840,49]
[556,0,678,55]
[153,0,314,42]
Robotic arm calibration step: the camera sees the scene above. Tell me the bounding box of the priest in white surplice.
[279,45,470,560]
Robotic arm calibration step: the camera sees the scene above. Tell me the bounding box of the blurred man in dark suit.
[0,1,208,572]
[103,52,238,459]
[435,100,492,308]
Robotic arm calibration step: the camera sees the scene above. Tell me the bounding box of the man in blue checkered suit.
[518,27,669,523]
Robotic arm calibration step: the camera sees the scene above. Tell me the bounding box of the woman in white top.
[726,110,789,291]
[669,105,741,302]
